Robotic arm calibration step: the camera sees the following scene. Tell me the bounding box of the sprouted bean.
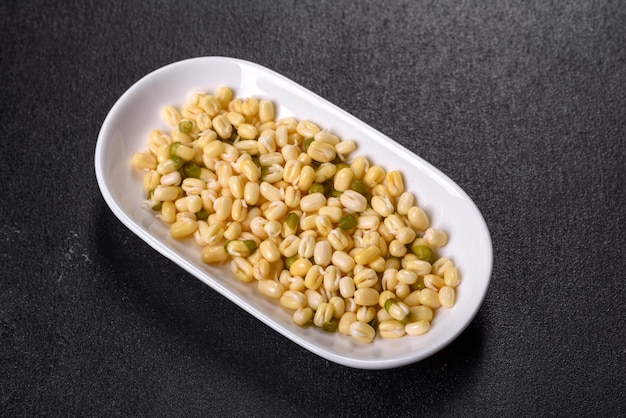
[132,87,460,343]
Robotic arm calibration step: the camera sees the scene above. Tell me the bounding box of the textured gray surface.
[1,0,625,416]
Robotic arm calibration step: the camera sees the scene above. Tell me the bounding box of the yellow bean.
[354,288,379,306]
[372,184,392,200]
[280,290,306,310]
[408,206,429,230]
[313,131,340,145]
[160,201,176,223]
[314,163,336,183]
[305,289,326,311]
[260,181,283,202]
[259,240,281,262]
[327,228,351,251]
[294,235,314,260]
[200,223,224,245]
[132,152,157,170]
[339,276,355,298]
[314,215,333,237]
[239,158,260,182]
[307,140,336,163]
[296,120,321,138]
[357,306,376,323]
[377,307,393,323]
[143,170,161,193]
[379,320,406,338]
[171,143,195,161]
[385,170,405,197]
[409,305,433,322]
[237,123,258,140]
[297,166,315,191]
[424,274,445,291]
[161,170,182,186]
[258,280,284,299]
[201,244,229,264]
[216,162,233,188]
[432,256,454,277]
[170,218,198,239]
[300,192,326,212]
[186,195,203,213]
[344,297,357,313]
[439,286,456,308]
[276,117,298,132]
[313,302,334,328]
[153,185,181,201]
[282,159,302,184]
[258,99,275,123]
[363,165,386,188]
[350,156,369,179]
[425,227,448,248]
[243,181,260,206]
[349,321,375,343]
[314,240,332,267]
[418,288,441,309]
[388,239,407,257]
[281,143,299,161]
[279,235,300,258]
[226,111,245,128]
[339,190,367,212]
[335,140,356,155]
[333,167,354,192]
[258,130,277,154]
[357,215,380,230]
[199,95,221,117]
[354,269,378,290]
[385,298,410,322]
[402,257,432,275]
[328,296,345,320]
[322,265,341,293]
[318,206,343,223]
[444,266,461,287]
[289,257,312,277]
[156,158,180,175]
[196,113,212,131]
[274,125,289,148]
[214,195,232,221]
[381,268,398,292]
[405,320,430,336]
[332,251,356,273]
[395,282,411,300]
[212,114,232,139]
[338,312,358,335]
[259,152,283,168]
[403,290,422,307]
[354,246,381,265]
[383,213,402,235]
[264,201,288,221]
[304,265,324,290]
[395,269,417,285]
[162,105,182,126]
[231,257,254,282]
[182,178,206,195]
[223,221,242,240]
[242,97,259,117]
[293,307,313,326]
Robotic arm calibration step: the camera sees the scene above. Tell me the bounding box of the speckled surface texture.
[1,1,625,416]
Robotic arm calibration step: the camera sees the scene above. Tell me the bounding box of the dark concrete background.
[1,1,624,416]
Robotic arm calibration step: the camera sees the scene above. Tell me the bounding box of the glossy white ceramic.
[95,57,492,369]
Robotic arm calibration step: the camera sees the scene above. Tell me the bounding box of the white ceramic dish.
[95,57,492,369]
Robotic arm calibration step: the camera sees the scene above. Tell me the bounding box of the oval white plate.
[95,57,492,369]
